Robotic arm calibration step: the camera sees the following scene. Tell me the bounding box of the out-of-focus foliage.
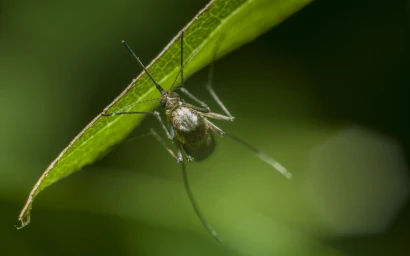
[1,0,409,255]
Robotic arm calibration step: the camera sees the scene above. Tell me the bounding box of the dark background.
[1,0,409,255]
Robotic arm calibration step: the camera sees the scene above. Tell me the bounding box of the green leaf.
[18,0,312,228]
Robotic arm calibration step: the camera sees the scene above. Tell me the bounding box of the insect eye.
[161,99,166,108]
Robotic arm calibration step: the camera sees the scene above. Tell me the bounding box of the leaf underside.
[18,0,312,228]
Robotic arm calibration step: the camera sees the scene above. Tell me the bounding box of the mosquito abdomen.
[183,133,215,161]
[171,106,215,161]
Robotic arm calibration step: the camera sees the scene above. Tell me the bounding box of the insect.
[102,30,292,242]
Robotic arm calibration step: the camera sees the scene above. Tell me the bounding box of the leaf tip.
[17,204,32,230]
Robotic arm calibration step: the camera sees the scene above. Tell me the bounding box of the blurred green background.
[1,0,409,255]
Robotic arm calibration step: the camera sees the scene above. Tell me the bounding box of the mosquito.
[102,30,292,242]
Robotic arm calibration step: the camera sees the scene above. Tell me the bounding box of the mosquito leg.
[179,102,210,114]
[150,128,183,162]
[119,128,183,162]
[206,120,292,179]
[102,111,173,140]
[180,146,194,162]
[205,82,233,118]
[205,119,225,137]
[181,161,222,242]
[201,111,234,122]
[203,32,233,119]
[224,132,292,179]
[178,103,233,122]
[170,129,193,161]
[179,88,210,112]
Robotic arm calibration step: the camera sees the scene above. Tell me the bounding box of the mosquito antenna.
[122,40,166,95]
[170,45,202,90]
[181,161,222,242]
[170,30,208,90]
[224,133,292,179]
[180,31,185,88]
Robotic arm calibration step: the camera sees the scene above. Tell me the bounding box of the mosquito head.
[161,91,180,110]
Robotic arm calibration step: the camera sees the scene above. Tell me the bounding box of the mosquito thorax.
[162,91,180,110]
